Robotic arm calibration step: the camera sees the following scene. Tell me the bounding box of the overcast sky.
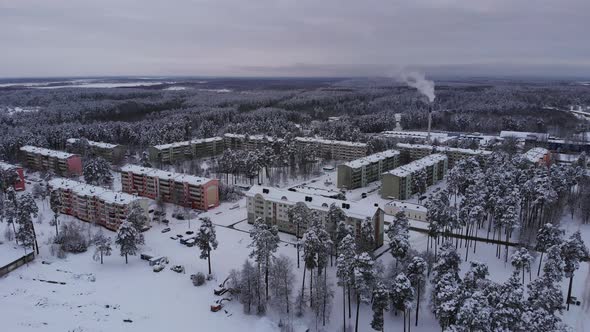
[1,0,589,78]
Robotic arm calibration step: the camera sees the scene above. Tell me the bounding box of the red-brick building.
[0,161,25,191]
[20,146,83,176]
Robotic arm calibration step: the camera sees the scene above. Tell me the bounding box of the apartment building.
[148,137,225,163]
[20,146,82,176]
[66,138,126,163]
[0,161,25,191]
[294,137,368,161]
[396,143,491,168]
[337,150,400,189]
[246,185,384,248]
[48,178,148,231]
[120,164,219,211]
[381,154,448,200]
[223,133,281,152]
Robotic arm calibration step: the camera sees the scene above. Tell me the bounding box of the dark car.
[161,228,171,233]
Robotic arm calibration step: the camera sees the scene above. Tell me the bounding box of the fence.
[0,252,35,277]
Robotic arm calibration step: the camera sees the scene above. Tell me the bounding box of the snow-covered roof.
[438,146,493,156]
[343,150,400,169]
[223,133,283,143]
[120,164,214,186]
[289,185,341,198]
[396,143,434,151]
[295,137,367,148]
[0,161,20,171]
[385,200,427,212]
[246,185,379,220]
[66,138,121,149]
[382,131,449,140]
[152,136,224,150]
[48,178,143,205]
[500,131,549,141]
[386,153,447,177]
[523,147,550,163]
[20,146,77,159]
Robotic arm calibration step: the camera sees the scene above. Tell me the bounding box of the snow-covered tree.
[510,247,533,284]
[248,217,279,300]
[126,201,149,232]
[390,272,415,331]
[2,187,18,244]
[83,157,113,187]
[371,280,390,331]
[115,221,144,264]
[561,231,589,310]
[196,216,218,275]
[357,217,375,254]
[269,255,295,319]
[239,259,265,315]
[353,252,376,332]
[534,223,564,276]
[489,273,527,331]
[326,203,346,263]
[387,211,410,266]
[93,230,112,264]
[336,234,356,327]
[406,256,428,326]
[15,193,39,254]
[302,216,332,310]
[49,189,61,236]
[288,202,311,268]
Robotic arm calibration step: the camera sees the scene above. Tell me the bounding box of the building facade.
[523,147,552,166]
[66,138,126,163]
[294,137,367,161]
[0,161,25,191]
[396,143,491,169]
[48,178,149,231]
[381,154,448,200]
[148,137,225,163]
[246,186,384,248]
[337,150,400,189]
[20,146,83,176]
[120,164,219,211]
[384,200,428,222]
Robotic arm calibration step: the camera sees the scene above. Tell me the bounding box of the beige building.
[397,143,491,169]
[66,138,126,163]
[148,137,225,163]
[381,154,448,200]
[337,150,400,189]
[223,133,281,152]
[294,137,367,161]
[120,164,219,211]
[384,200,428,222]
[48,178,149,231]
[20,146,83,176]
[397,143,433,164]
[246,185,384,248]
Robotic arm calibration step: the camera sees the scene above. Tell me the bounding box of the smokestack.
[427,104,432,142]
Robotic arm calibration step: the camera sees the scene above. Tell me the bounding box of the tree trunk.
[537,251,544,276]
[355,294,360,332]
[100,251,103,264]
[265,258,269,301]
[300,263,307,310]
[342,285,346,332]
[567,275,574,311]
[125,253,128,264]
[415,284,420,326]
[54,216,59,236]
[207,249,212,275]
[310,268,314,307]
[348,285,352,319]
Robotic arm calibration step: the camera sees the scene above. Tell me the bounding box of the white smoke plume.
[400,71,435,103]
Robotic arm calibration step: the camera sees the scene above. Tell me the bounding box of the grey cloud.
[0,0,589,77]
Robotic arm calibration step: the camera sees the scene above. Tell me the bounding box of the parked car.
[182,237,197,247]
[148,209,154,213]
[139,224,152,232]
[153,264,165,272]
[161,228,171,233]
[140,253,153,261]
[185,231,194,235]
[149,256,169,266]
[361,193,367,198]
[162,219,170,225]
[171,265,185,273]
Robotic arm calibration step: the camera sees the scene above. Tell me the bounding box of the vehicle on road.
[161,228,171,233]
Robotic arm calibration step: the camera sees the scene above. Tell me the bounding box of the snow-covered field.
[2,171,590,331]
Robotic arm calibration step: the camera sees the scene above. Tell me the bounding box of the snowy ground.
[2,170,590,331]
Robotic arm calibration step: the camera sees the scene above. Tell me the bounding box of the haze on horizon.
[1,0,589,78]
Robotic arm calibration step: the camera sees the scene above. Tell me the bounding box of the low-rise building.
[381,154,448,200]
[20,146,82,176]
[48,178,148,231]
[384,200,428,222]
[396,143,491,168]
[396,143,433,164]
[120,164,219,211]
[294,137,367,161]
[223,133,281,152]
[0,161,25,191]
[66,138,127,163]
[523,147,552,166]
[148,137,225,163]
[246,186,384,248]
[337,150,400,189]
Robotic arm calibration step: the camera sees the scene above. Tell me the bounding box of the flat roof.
[295,137,367,148]
[120,164,214,186]
[386,153,447,177]
[343,150,400,169]
[152,136,224,150]
[386,200,428,212]
[0,161,20,171]
[246,185,379,220]
[67,138,120,149]
[523,147,550,163]
[20,146,77,159]
[396,143,434,151]
[48,178,143,205]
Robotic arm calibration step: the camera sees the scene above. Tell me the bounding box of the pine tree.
[15,193,39,254]
[534,223,564,275]
[387,211,410,266]
[336,234,356,329]
[115,221,144,264]
[288,202,310,268]
[357,217,375,254]
[248,217,279,300]
[326,203,347,263]
[390,272,414,332]
[49,189,61,236]
[353,252,376,332]
[126,201,149,232]
[561,231,589,310]
[269,255,295,319]
[510,247,533,284]
[196,216,218,275]
[371,280,390,331]
[83,157,113,187]
[3,187,18,244]
[93,230,112,264]
[406,256,427,326]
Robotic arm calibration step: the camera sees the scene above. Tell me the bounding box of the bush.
[219,183,244,202]
[193,272,206,286]
[54,222,89,253]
